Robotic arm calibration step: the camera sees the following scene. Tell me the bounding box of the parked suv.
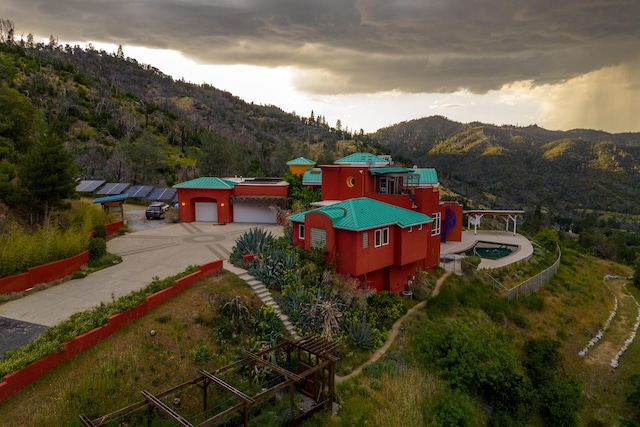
[145,202,170,219]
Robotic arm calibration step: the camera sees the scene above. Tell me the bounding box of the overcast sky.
[4,0,640,133]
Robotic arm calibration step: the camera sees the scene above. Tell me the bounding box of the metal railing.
[505,245,562,301]
[442,244,562,301]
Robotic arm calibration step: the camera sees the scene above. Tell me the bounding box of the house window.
[375,227,389,247]
[362,232,369,248]
[408,226,413,233]
[298,224,305,240]
[418,224,423,231]
[432,212,441,236]
[310,227,327,248]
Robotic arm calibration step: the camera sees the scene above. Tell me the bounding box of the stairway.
[223,261,300,341]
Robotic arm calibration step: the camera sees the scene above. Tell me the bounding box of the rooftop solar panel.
[127,185,154,198]
[147,188,177,201]
[75,180,105,192]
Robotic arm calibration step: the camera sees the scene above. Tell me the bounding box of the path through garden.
[336,272,450,383]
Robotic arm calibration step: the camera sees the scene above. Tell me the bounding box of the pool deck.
[440,230,534,270]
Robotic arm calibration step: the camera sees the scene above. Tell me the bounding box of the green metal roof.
[334,152,389,165]
[286,156,316,165]
[287,197,432,230]
[302,168,322,184]
[173,177,237,189]
[369,167,413,175]
[412,168,438,184]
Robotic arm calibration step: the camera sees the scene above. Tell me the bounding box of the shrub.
[92,224,107,239]
[88,237,107,260]
[367,291,406,330]
[424,388,481,427]
[348,321,376,350]
[190,345,212,365]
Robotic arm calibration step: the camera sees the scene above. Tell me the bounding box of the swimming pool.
[461,241,518,260]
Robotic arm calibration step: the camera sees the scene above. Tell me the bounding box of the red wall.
[320,166,372,200]
[0,259,224,402]
[442,201,463,242]
[0,220,124,295]
[0,251,89,295]
[366,192,413,209]
[176,188,233,223]
[105,220,125,236]
[233,183,289,197]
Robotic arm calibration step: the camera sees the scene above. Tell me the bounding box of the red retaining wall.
[0,251,89,295]
[0,220,124,296]
[105,220,125,236]
[0,260,223,402]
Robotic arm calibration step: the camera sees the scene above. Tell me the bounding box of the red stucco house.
[288,197,436,293]
[290,152,464,292]
[173,177,289,224]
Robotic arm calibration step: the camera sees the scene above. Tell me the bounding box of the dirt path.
[583,279,640,368]
[336,272,450,383]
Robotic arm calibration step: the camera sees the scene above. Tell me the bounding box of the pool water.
[463,241,517,260]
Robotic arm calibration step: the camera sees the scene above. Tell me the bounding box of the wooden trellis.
[80,337,339,427]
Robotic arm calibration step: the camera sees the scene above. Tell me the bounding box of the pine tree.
[17,133,78,224]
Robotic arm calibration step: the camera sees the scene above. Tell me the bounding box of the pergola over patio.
[464,209,525,235]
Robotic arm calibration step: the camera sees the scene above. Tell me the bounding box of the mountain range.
[1,41,639,230]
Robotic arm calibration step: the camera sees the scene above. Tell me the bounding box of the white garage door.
[195,202,218,222]
[233,204,276,224]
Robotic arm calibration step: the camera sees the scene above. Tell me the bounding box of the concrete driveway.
[0,221,283,355]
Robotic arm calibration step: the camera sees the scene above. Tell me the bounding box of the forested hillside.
[2,37,640,236]
[372,116,640,229]
[0,40,363,191]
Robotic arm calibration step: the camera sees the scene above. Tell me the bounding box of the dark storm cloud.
[4,0,640,94]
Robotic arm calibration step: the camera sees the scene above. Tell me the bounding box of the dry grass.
[0,271,258,426]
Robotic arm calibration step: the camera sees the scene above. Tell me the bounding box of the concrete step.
[226,264,300,340]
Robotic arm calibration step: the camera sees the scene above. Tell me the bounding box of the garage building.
[173,177,289,224]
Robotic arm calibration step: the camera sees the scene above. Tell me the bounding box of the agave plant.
[348,321,376,350]
[229,228,274,266]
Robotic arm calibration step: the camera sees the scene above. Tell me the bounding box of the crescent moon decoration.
[346,176,355,188]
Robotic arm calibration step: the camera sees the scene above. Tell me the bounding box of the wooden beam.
[91,376,206,425]
[198,369,254,404]
[196,401,248,427]
[78,414,97,427]
[242,349,303,381]
[141,390,194,427]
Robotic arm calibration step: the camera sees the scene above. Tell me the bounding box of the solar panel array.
[75,180,106,192]
[78,180,177,202]
[147,188,177,201]
[96,183,130,195]
[127,185,154,198]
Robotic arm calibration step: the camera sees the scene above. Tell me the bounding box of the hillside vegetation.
[372,116,640,230]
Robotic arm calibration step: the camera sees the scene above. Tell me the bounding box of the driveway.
[0,221,283,356]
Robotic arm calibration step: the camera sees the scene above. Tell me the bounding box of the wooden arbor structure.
[80,337,339,427]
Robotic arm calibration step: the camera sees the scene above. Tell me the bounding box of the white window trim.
[375,227,390,247]
[298,224,305,240]
[432,212,441,236]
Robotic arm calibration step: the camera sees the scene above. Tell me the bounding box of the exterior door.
[195,202,218,222]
